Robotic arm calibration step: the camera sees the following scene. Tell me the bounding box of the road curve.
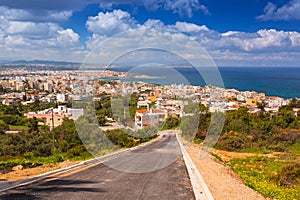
[0,133,195,200]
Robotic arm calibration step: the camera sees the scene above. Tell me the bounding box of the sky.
[0,0,300,66]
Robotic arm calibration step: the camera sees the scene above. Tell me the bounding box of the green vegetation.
[94,92,138,127]
[191,99,300,200]
[215,106,300,152]
[105,127,157,148]
[0,100,156,174]
[95,92,113,126]
[162,115,180,130]
[229,155,300,200]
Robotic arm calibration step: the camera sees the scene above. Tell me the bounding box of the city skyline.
[0,0,300,66]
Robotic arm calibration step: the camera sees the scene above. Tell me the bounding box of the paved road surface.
[0,133,195,200]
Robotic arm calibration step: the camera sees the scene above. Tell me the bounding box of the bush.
[67,145,86,157]
[164,116,179,129]
[276,163,300,187]
[217,131,251,151]
[24,152,35,159]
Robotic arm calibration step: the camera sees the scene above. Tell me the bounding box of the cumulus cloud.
[0,6,73,23]
[144,19,165,28]
[0,6,83,61]
[85,24,300,67]
[85,10,300,66]
[174,21,209,33]
[86,10,138,36]
[3,24,81,49]
[5,22,57,39]
[86,9,300,53]
[49,28,80,47]
[257,0,300,21]
[218,29,300,52]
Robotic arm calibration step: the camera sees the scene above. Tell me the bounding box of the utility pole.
[51,107,54,131]
[51,107,55,150]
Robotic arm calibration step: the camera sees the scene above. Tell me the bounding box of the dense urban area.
[0,67,300,199]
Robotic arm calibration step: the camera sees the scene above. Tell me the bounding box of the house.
[246,98,259,107]
[135,108,167,129]
[24,105,83,130]
[292,108,300,116]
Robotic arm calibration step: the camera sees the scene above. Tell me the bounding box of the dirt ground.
[187,143,269,200]
[210,148,284,162]
[0,160,80,181]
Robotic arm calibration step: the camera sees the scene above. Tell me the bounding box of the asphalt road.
[0,133,195,200]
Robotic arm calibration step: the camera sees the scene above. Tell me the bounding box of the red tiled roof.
[136,110,148,114]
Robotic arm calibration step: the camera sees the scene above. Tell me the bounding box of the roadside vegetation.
[193,99,300,200]
[0,97,156,175]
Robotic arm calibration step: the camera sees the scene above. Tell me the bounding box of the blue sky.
[0,0,300,66]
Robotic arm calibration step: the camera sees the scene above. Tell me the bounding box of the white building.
[135,108,167,129]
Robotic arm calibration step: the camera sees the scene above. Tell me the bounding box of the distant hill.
[0,60,13,64]
[6,60,80,65]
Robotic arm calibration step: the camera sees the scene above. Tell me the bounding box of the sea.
[109,66,300,99]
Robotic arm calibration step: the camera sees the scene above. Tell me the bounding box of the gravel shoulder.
[187,143,269,200]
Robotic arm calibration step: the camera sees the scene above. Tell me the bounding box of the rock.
[12,165,23,171]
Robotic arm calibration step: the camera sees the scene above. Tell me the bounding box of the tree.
[97,115,107,126]
[257,102,266,112]
[0,120,9,134]
[289,98,300,108]
[165,116,179,129]
[180,115,199,142]
[28,117,39,133]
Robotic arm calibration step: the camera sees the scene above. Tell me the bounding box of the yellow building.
[25,112,69,130]
[246,98,259,107]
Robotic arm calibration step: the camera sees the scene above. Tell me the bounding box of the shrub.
[67,145,86,157]
[276,163,300,187]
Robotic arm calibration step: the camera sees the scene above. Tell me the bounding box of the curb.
[176,133,214,200]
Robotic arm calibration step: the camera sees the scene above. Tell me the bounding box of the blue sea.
[109,66,300,99]
[177,67,300,99]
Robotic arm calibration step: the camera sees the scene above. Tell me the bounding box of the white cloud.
[161,0,209,17]
[0,6,83,62]
[290,32,300,47]
[4,35,28,48]
[84,26,216,68]
[0,2,299,67]
[85,33,108,50]
[99,0,208,17]
[5,22,60,39]
[86,10,138,36]
[49,28,80,47]
[190,28,300,53]
[0,0,208,18]
[84,9,300,66]
[221,31,240,37]
[3,26,81,50]
[144,19,165,28]
[257,0,300,21]
[174,21,209,33]
[0,6,72,22]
